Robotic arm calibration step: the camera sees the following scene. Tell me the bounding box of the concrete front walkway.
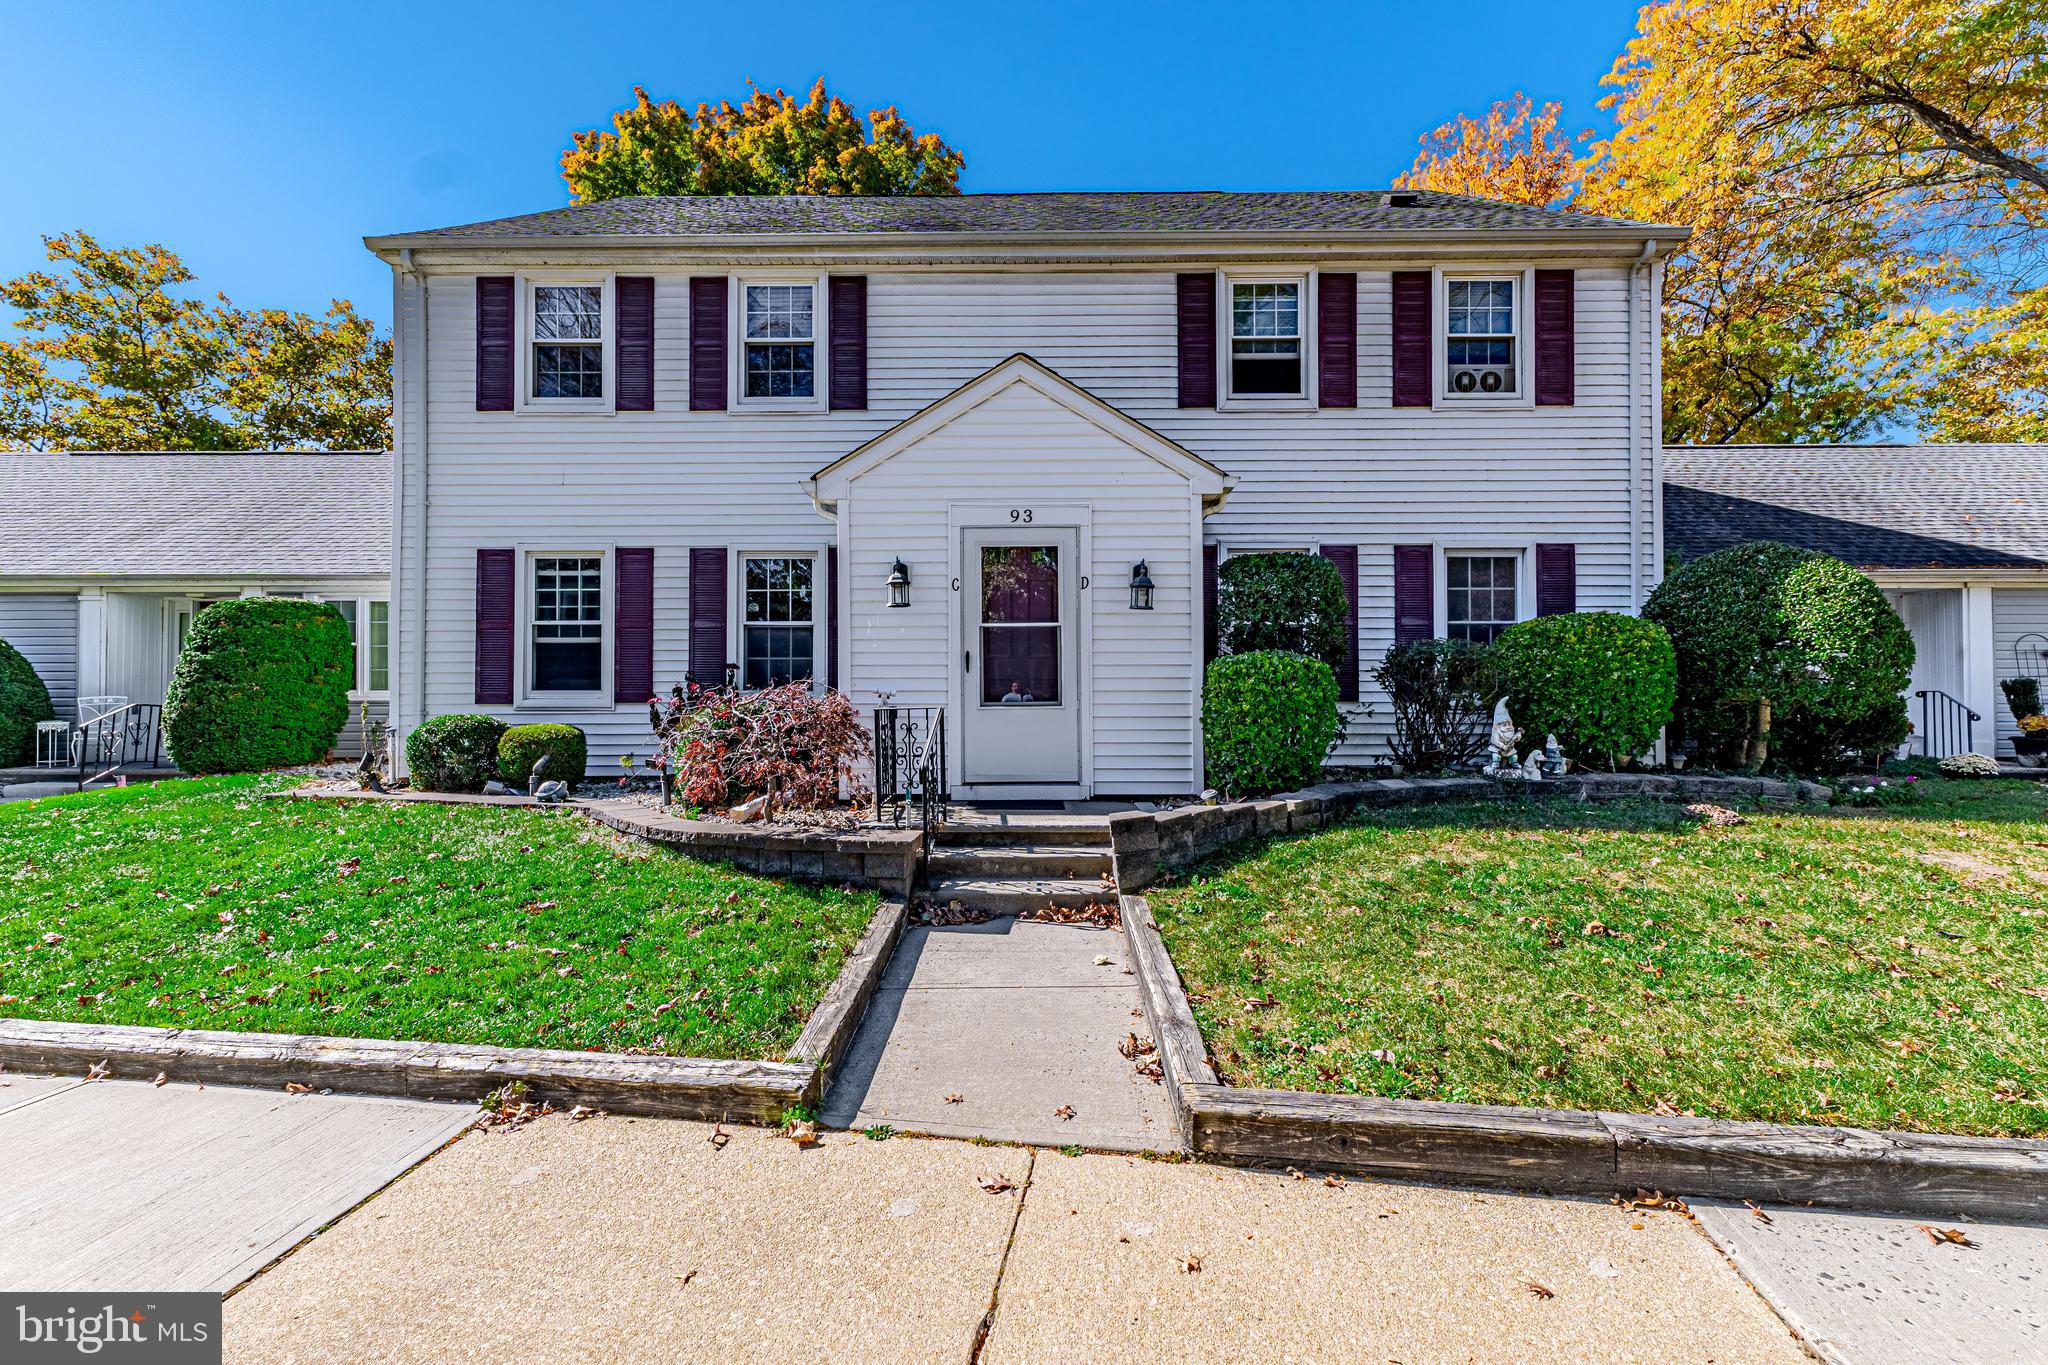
[224,1114,1807,1363]
[0,1072,475,1292]
[820,916,1173,1151]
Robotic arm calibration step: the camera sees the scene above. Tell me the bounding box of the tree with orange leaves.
[1394,93,1586,208]
[561,79,963,201]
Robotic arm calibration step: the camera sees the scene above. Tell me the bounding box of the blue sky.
[3,1,1643,330]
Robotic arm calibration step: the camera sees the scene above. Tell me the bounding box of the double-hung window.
[332,599,390,695]
[1444,278,1518,396]
[742,283,817,401]
[531,284,604,399]
[531,556,604,693]
[1445,554,1519,643]
[741,555,816,688]
[1228,279,1304,397]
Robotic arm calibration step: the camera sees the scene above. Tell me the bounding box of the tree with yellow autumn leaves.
[1398,0,2048,443]
[561,79,962,201]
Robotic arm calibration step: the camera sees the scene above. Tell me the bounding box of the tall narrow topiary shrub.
[0,638,56,767]
[163,598,353,774]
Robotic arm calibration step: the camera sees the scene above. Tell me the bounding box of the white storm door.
[961,527,1082,785]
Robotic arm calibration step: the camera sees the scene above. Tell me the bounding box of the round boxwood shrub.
[1493,612,1675,769]
[1216,552,1350,674]
[1644,541,1913,770]
[163,598,353,774]
[498,723,588,787]
[1202,650,1339,797]
[1,638,56,767]
[404,713,509,793]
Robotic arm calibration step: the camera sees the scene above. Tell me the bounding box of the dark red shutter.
[614,547,654,702]
[1535,543,1577,616]
[1319,543,1360,702]
[688,548,728,686]
[475,277,514,412]
[1393,544,1434,644]
[1177,273,1217,409]
[689,277,727,411]
[474,548,514,704]
[1391,270,1432,408]
[1317,272,1357,409]
[615,277,655,412]
[825,546,840,688]
[828,276,867,411]
[1202,543,1220,663]
[1534,269,1575,406]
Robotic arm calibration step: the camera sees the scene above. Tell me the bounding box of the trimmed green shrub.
[1216,553,1350,674]
[1644,541,1913,770]
[1202,650,1339,797]
[498,723,588,786]
[163,598,352,774]
[405,714,509,793]
[1493,613,1675,769]
[2001,678,2041,723]
[1774,694,1911,775]
[0,638,56,767]
[1371,638,1500,772]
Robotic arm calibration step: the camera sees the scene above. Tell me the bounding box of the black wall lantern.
[886,557,912,608]
[1128,559,1155,610]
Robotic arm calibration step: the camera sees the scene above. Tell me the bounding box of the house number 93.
[1008,508,1034,523]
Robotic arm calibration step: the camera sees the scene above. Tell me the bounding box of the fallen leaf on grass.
[977,1174,1018,1194]
[1053,1104,1076,1121]
[336,858,360,878]
[1917,1224,1977,1248]
[1523,1280,1556,1300]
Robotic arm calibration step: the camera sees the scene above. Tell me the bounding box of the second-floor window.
[1445,278,1518,396]
[743,284,816,400]
[532,285,604,399]
[1229,279,1303,397]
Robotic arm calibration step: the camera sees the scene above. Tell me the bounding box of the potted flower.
[2015,712,2048,765]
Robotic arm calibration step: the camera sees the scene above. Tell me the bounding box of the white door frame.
[948,502,1092,798]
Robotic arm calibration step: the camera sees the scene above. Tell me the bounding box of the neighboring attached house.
[366,191,1681,794]
[0,453,393,760]
[1663,444,2048,760]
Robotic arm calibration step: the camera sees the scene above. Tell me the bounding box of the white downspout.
[396,250,429,771]
[1629,239,1657,612]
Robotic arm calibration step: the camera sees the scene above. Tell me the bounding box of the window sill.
[729,400,828,415]
[1432,395,1533,412]
[1217,394,1315,412]
[514,695,616,712]
[515,399,615,416]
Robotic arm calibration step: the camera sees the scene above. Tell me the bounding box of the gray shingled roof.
[0,453,390,578]
[1663,445,2048,570]
[374,190,1675,243]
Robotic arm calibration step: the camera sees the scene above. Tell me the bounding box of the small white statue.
[1521,749,1545,782]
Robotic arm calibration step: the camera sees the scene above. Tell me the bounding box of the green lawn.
[0,776,878,1057]
[1148,778,2048,1137]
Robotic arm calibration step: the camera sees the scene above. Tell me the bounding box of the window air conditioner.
[1449,365,1514,394]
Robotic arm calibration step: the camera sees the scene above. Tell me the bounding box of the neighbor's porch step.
[931,821,1112,847]
[924,876,1115,914]
[927,844,1115,879]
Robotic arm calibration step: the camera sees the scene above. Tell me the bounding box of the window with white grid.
[1445,554,1519,643]
[1445,278,1518,395]
[741,556,816,688]
[743,284,816,400]
[531,284,604,399]
[1229,279,1303,397]
[531,556,603,693]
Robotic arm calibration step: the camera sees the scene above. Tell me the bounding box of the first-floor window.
[532,556,603,692]
[1445,554,1519,643]
[332,599,391,694]
[742,555,815,688]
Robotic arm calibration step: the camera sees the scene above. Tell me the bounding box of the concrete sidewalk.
[225,1114,1806,1363]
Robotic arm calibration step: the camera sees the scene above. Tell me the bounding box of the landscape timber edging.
[1108,771,1834,892]
[289,786,924,899]
[1118,895,2048,1221]
[0,897,909,1124]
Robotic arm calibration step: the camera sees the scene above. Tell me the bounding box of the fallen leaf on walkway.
[978,1174,1017,1194]
[1617,1189,1688,1215]
[284,1082,313,1094]
[784,1119,819,1147]
[678,1269,698,1285]
[1118,1033,1156,1059]
[1094,955,1111,966]
[1323,1173,1344,1188]
[1179,1254,1203,1274]
[1523,1280,1556,1300]
[85,1060,109,1082]
[1286,1167,1307,1181]
[1917,1224,1977,1248]
[1053,1104,1076,1121]
[1745,1201,1773,1224]
[151,1072,167,1087]
[566,1105,602,1121]
[707,1124,730,1149]
[943,1093,964,1104]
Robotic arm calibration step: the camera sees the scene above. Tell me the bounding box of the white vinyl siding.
[0,593,78,721]
[400,260,1655,773]
[1993,588,2048,756]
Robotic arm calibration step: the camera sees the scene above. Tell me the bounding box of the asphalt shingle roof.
[377,190,1672,242]
[1663,444,2048,570]
[0,453,390,578]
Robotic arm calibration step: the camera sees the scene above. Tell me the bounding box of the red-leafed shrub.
[650,682,871,809]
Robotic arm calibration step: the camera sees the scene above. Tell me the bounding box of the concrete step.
[923,876,1115,915]
[932,821,1112,847]
[927,845,1115,879]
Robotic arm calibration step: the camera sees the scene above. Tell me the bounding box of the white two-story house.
[367,191,1680,797]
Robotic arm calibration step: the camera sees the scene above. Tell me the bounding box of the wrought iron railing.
[872,706,948,860]
[1914,689,1980,761]
[74,703,165,791]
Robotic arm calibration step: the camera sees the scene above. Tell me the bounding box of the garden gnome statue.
[1543,734,1566,776]
[1485,718,1522,776]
